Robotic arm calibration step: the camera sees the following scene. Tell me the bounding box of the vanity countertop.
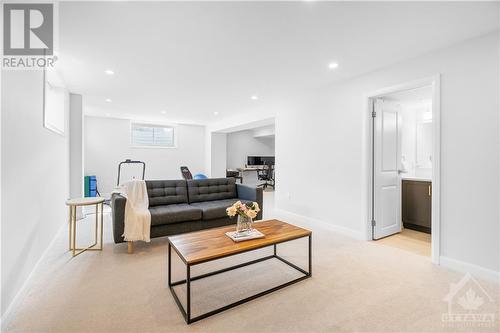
[401,176,432,182]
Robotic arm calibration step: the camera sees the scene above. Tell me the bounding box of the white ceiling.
[217,117,275,134]
[57,1,499,125]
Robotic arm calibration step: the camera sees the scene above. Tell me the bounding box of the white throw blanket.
[115,180,151,242]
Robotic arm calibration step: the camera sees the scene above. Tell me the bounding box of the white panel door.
[373,99,402,239]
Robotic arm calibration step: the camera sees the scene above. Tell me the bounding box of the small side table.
[65,197,105,257]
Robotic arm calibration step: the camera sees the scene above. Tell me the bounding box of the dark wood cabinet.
[402,179,431,234]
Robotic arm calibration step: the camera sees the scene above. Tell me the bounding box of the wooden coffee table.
[167,219,312,324]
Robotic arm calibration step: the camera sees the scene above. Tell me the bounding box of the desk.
[235,166,274,187]
[236,166,264,172]
[234,167,260,185]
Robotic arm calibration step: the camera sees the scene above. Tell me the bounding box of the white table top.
[66,197,105,206]
[237,167,261,171]
[237,166,274,171]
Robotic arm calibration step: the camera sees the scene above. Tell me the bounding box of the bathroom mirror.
[416,121,432,169]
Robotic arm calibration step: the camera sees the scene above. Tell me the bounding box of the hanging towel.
[115,180,151,242]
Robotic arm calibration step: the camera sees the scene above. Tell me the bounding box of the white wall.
[69,94,84,198]
[210,132,227,178]
[276,33,499,274]
[84,116,206,195]
[226,129,275,170]
[1,70,69,317]
[204,128,212,177]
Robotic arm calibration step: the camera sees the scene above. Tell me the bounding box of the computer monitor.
[247,156,275,166]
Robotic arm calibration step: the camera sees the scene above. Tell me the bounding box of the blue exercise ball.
[193,174,208,179]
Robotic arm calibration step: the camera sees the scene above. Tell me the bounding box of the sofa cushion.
[191,198,251,220]
[149,204,202,226]
[146,180,188,207]
[187,178,237,203]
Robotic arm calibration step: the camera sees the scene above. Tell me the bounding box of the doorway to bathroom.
[366,77,441,262]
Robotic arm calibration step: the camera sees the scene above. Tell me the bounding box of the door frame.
[363,75,441,264]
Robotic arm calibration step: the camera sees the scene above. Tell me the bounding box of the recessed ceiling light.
[105,98,112,103]
[104,69,115,75]
[328,62,339,69]
[160,110,167,114]
[214,111,219,116]
[251,95,258,100]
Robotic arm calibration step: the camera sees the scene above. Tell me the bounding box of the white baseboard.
[0,222,66,331]
[440,256,500,283]
[273,208,365,240]
[272,209,499,283]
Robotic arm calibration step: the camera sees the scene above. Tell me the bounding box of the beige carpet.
[5,193,500,332]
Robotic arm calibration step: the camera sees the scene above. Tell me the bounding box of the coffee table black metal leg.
[186,265,191,324]
[308,234,312,276]
[168,245,189,323]
[273,244,277,256]
[168,243,172,287]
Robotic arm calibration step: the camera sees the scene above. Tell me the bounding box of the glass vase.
[236,215,253,235]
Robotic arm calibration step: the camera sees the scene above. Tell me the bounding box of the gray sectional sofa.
[111,177,263,244]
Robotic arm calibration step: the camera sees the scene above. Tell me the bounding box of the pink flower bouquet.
[226,201,260,219]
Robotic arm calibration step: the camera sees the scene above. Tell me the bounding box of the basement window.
[131,123,176,148]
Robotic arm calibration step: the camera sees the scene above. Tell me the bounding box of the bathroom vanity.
[401,177,432,234]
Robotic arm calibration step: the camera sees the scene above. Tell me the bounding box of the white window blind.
[131,123,175,147]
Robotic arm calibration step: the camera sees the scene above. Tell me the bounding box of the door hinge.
[371,219,376,227]
[372,111,376,118]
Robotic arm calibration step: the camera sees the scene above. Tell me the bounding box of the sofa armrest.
[236,184,264,220]
[111,193,126,244]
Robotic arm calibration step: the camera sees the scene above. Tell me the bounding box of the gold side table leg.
[70,205,76,252]
[95,204,99,247]
[100,202,104,250]
[68,206,72,251]
[72,206,77,257]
